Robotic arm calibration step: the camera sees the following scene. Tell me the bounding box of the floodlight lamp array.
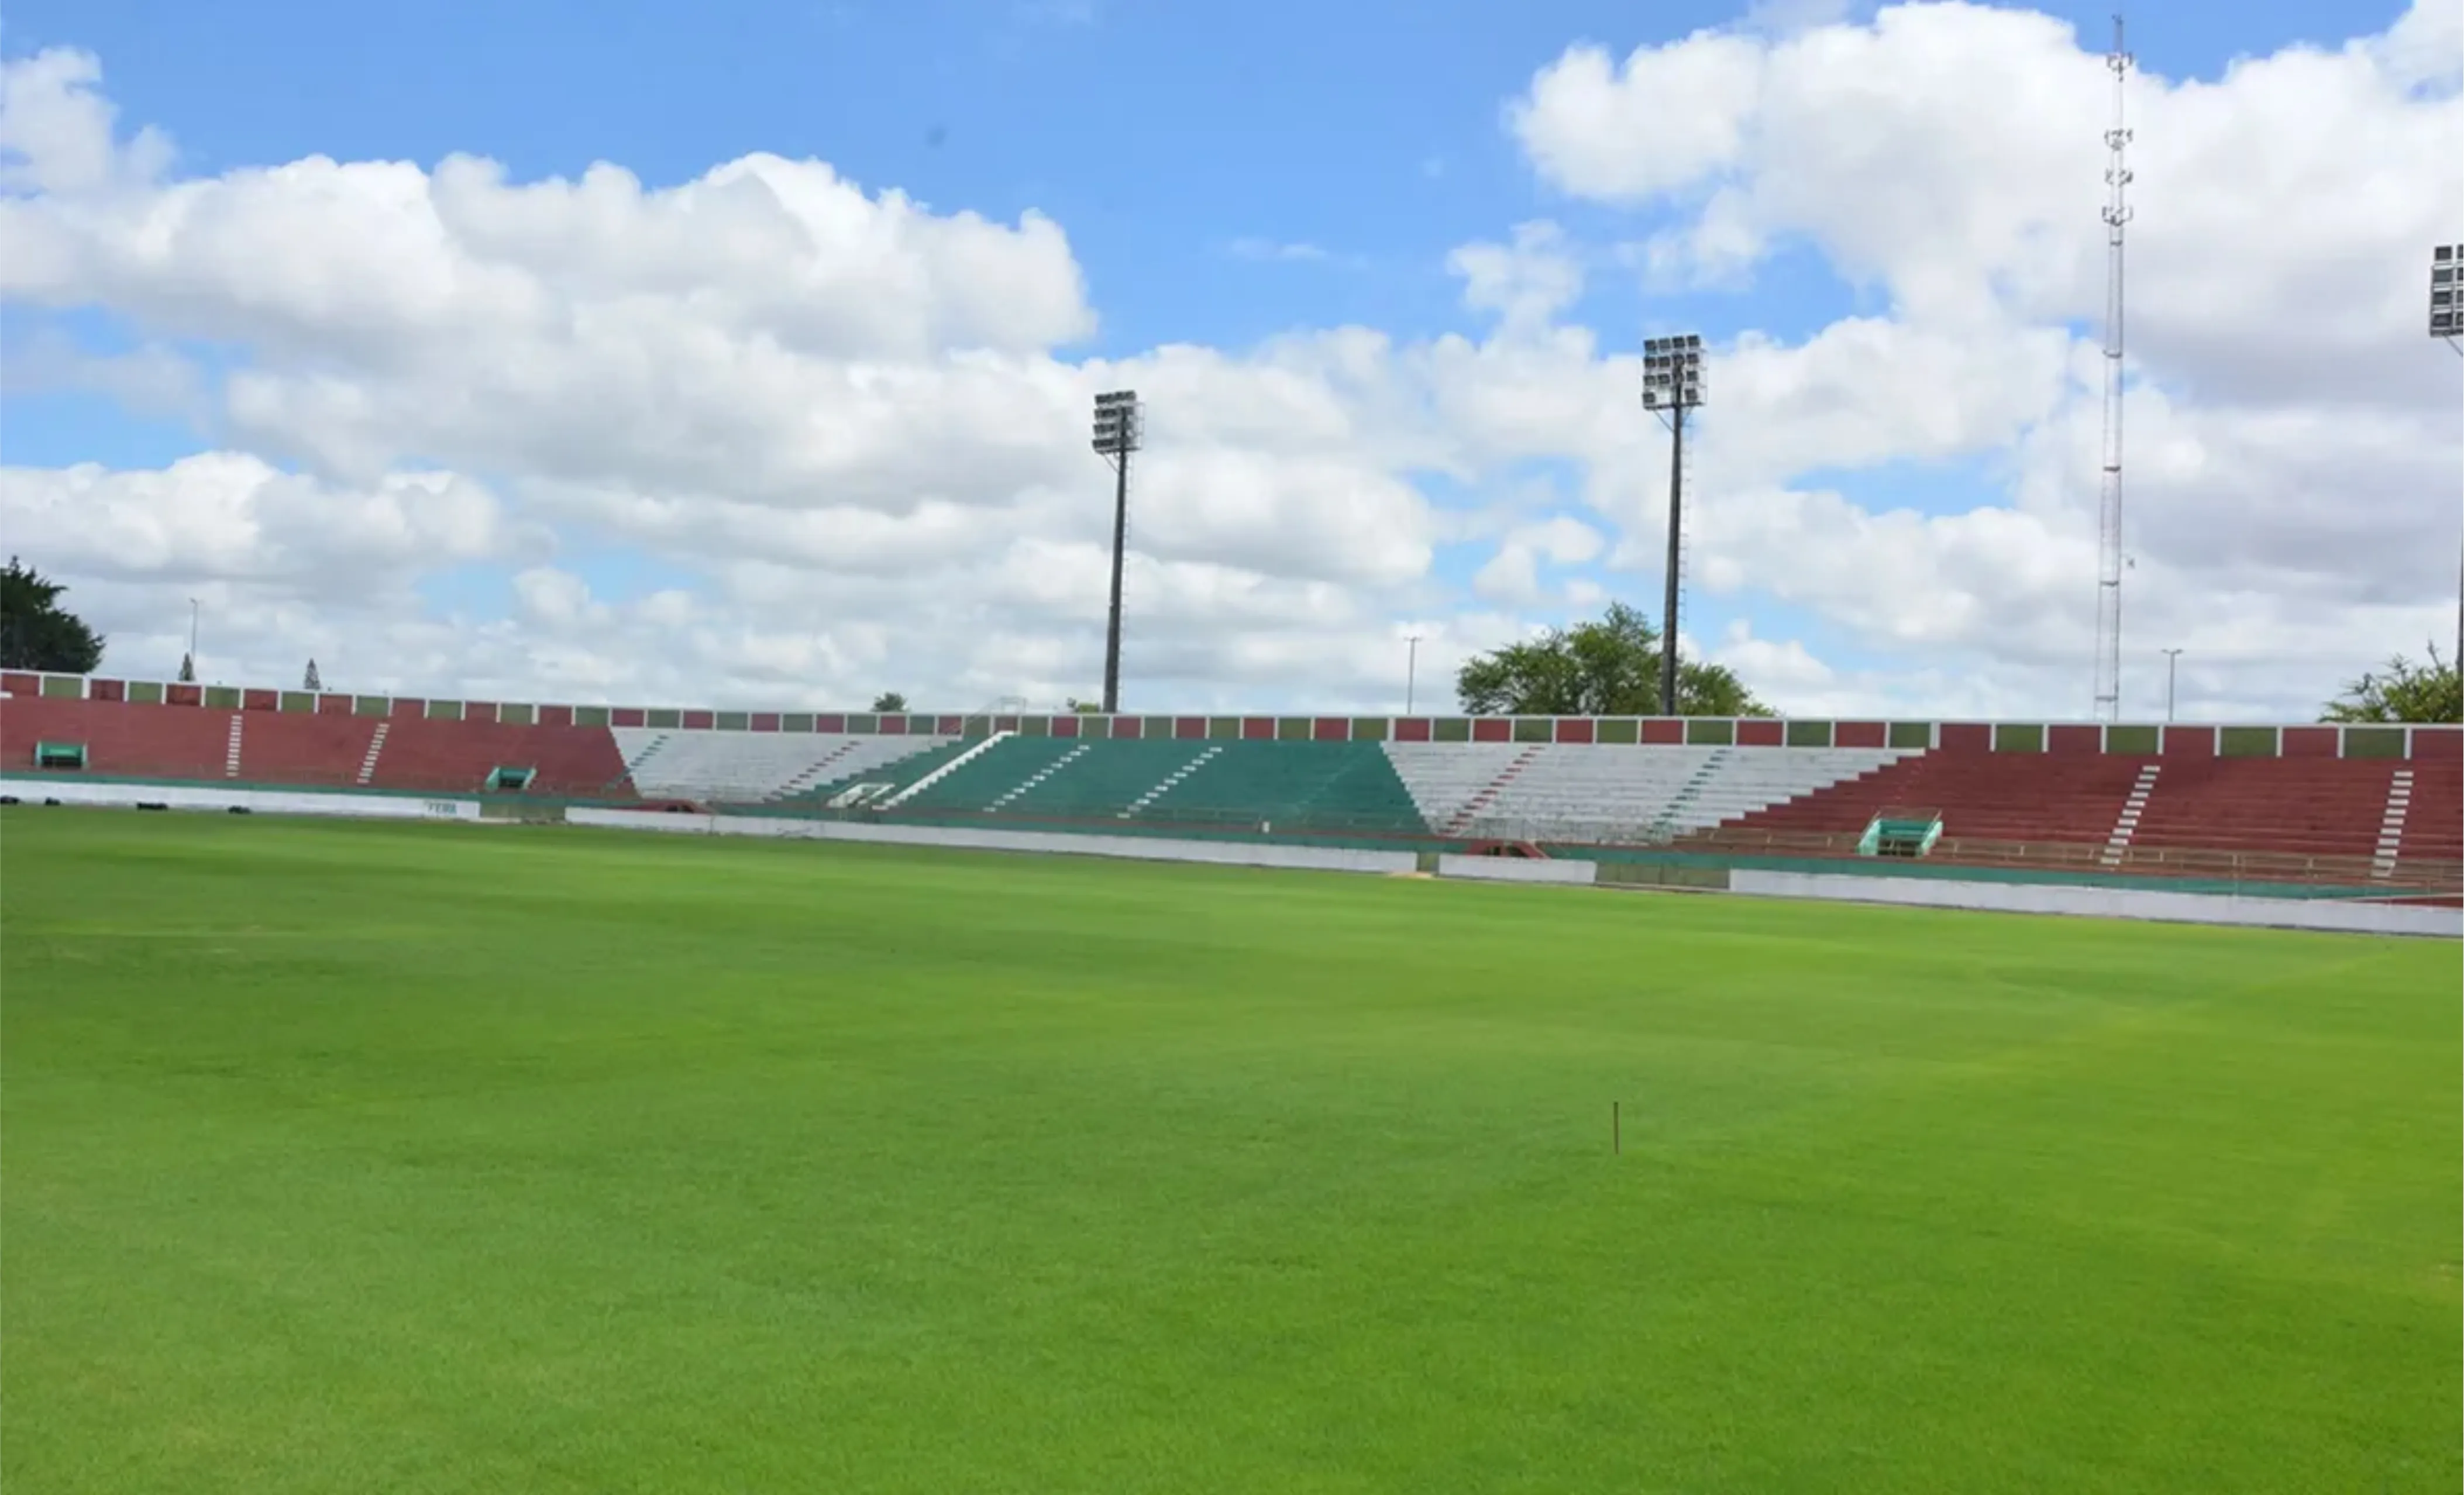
[1092,390,1142,454]
[1641,333,1706,410]
[2432,245,2462,339]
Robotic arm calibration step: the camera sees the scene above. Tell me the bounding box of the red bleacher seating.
[1,698,231,781]
[2397,759,2461,868]
[2126,757,2395,861]
[1708,746,2454,873]
[1713,750,2149,846]
[3,695,632,798]
[238,710,382,789]
[367,718,631,797]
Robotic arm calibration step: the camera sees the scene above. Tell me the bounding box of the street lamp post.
[1641,333,1706,714]
[1405,633,1422,715]
[2161,647,2183,722]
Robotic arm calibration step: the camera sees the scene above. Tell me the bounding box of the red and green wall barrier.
[11,670,2456,760]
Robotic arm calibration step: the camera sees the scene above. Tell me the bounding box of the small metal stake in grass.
[1613,1101,1620,1155]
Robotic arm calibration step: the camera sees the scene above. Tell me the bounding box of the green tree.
[870,691,908,713]
[0,557,104,673]
[2322,645,2460,724]
[1454,602,1770,717]
[1063,698,1104,714]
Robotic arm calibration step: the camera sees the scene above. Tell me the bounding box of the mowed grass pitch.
[2,809,2455,1493]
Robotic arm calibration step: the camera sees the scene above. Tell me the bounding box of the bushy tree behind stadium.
[1455,602,1770,717]
[2323,645,2461,724]
[0,558,104,674]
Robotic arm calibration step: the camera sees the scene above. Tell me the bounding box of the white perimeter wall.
[1434,853,1598,885]
[1,777,481,821]
[567,807,1417,876]
[1732,868,2460,939]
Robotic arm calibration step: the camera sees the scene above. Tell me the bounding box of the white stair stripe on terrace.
[1122,745,1221,817]
[2098,762,2163,868]
[987,743,1089,810]
[223,713,245,778]
[880,732,1014,808]
[357,721,391,785]
[2372,768,2414,880]
[1392,743,1914,844]
[610,728,954,802]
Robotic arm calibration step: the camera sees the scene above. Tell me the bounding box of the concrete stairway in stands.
[1647,749,1730,841]
[1446,745,1543,836]
[986,743,1089,810]
[1123,746,1221,817]
[877,733,1016,808]
[357,722,390,785]
[2099,763,2162,867]
[2372,770,2413,880]
[775,741,862,798]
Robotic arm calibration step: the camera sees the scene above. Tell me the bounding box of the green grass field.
[4,808,2456,1493]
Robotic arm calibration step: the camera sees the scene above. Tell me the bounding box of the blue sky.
[12,0,2406,363]
[2,0,2451,717]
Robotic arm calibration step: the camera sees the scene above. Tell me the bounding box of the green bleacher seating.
[873,738,1427,836]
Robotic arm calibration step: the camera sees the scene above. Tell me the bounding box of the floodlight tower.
[1090,390,1142,714]
[1642,333,1706,714]
[2092,14,2134,723]
[2432,244,2463,671]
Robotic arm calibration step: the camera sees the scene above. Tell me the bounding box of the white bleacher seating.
[612,729,952,802]
[1383,742,1911,844]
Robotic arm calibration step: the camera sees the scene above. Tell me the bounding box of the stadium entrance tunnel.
[1464,839,1548,859]
[33,741,86,771]
[486,765,538,793]
[1860,809,1943,859]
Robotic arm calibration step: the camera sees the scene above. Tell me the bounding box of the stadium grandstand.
[7,667,2456,904]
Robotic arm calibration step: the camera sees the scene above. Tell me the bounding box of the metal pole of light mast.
[1659,402,1686,715]
[1102,449,1129,715]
